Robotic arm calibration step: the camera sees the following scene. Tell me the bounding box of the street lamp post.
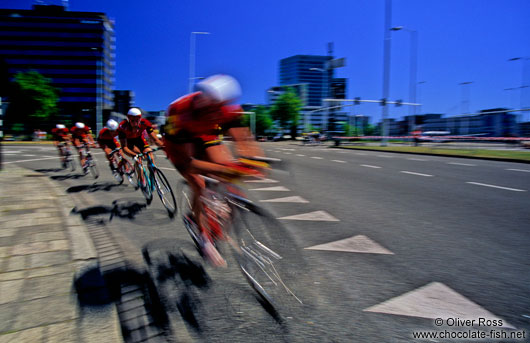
[508,57,529,123]
[381,0,392,146]
[391,26,418,137]
[459,81,472,135]
[189,32,210,93]
[309,67,328,131]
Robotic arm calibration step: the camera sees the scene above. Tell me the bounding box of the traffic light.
[354,97,361,105]
[380,98,387,106]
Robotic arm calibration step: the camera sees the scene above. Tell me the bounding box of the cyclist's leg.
[102,145,114,170]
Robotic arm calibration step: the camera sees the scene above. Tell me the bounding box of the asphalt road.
[2,142,529,342]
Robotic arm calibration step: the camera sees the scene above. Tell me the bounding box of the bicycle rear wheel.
[230,205,304,311]
[151,168,177,217]
[111,160,123,184]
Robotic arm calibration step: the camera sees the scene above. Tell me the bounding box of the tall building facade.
[278,55,348,133]
[279,55,331,107]
[0,4,115,132]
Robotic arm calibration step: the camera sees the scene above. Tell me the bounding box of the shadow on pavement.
[34,168,66,173]
[71,199,147,222]
[50,173,86,180]
[142,239,211,335]
[74,263,172,342]
[66,182,132,194]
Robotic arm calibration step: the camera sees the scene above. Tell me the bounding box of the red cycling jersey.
[51,127,70,141]
[70,126,91,140]
[97,128,120,148]
[118,118,154,140]
[164,92,243,144]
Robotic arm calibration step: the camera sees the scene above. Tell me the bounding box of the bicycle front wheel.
[138,165,153,204]
[231,205,304,311]
[152,168,177,217]
[176,180,201,250]
[121,159,137,188]
[88,158,99,179]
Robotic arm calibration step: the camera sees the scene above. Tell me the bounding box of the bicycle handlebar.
[134,146,164,160]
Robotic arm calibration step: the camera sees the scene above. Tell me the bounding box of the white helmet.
[106,119,119,131]
[127,108,142,117]
[194,74,241,104]
[56,124,65,129]
[75,122,85,129]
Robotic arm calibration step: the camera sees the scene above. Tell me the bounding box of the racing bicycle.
[133,147,177,217]
[57,142,75,171]
[79,142,99,179]
[176,158,303,311]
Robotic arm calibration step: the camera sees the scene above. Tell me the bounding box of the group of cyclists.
[52,74,265,267]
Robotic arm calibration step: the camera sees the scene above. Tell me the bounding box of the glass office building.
[0,4,115,132]
[279,55,332,107]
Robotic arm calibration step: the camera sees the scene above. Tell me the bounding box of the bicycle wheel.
[151,167,177,217]
[176,180,201,250]
[111,160,123,184]
[88,158,99,179]
[121,159,137,188]
[230,204,304,311]
[139,164,153,204]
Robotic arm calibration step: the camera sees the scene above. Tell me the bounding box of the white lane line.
[310,156,323,160]
[407,158,428,161]
[4,157,58,164]
[354,152,367,155]
[332,160,346,163]
[284,152,292,155]
[296,154,305,157]
[159,167,175,171]
[377,155,393,158]
[400,171,433,177]
[4,151,23,154]
[361,164,381,169]
[448,162,476,166]
[506,168,530,173]
[23,154,36,157]
[466,182,526,192]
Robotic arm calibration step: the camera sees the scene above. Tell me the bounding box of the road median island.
[331,145,530,164]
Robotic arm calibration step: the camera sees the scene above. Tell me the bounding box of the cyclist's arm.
[120,137,137,158]
[228,127,264,159]
[148,131,164,147]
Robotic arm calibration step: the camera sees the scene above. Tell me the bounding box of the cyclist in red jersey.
[118,108,164,161]
[164,74,264,267]
[97,119,126,173]
[70,122,95,171]
[51,124,71,168]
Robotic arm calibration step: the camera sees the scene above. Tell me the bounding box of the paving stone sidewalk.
[0,165,122,343]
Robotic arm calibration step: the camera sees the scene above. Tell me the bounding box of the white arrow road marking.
[305,235,393,254]
[400,171,433,177]
[278,210,339,221]
[361,164,381,169]
[249,186,290,191]
[364,282,515,329]
[244,178,279,183]
[260,196,309,203]
[466,182,526,192]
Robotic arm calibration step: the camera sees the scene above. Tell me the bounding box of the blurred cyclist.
[118,107,163,162]
[51,124,71,168]
[164,74,264,267]
[98,119,126,173]
[70,122,95,172]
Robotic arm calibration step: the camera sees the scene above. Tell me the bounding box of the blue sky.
[4,0,530,123]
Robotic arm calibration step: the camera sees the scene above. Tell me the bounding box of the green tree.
[269,88,301,138]
[6,70,59,134]
[241,105,274,137]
